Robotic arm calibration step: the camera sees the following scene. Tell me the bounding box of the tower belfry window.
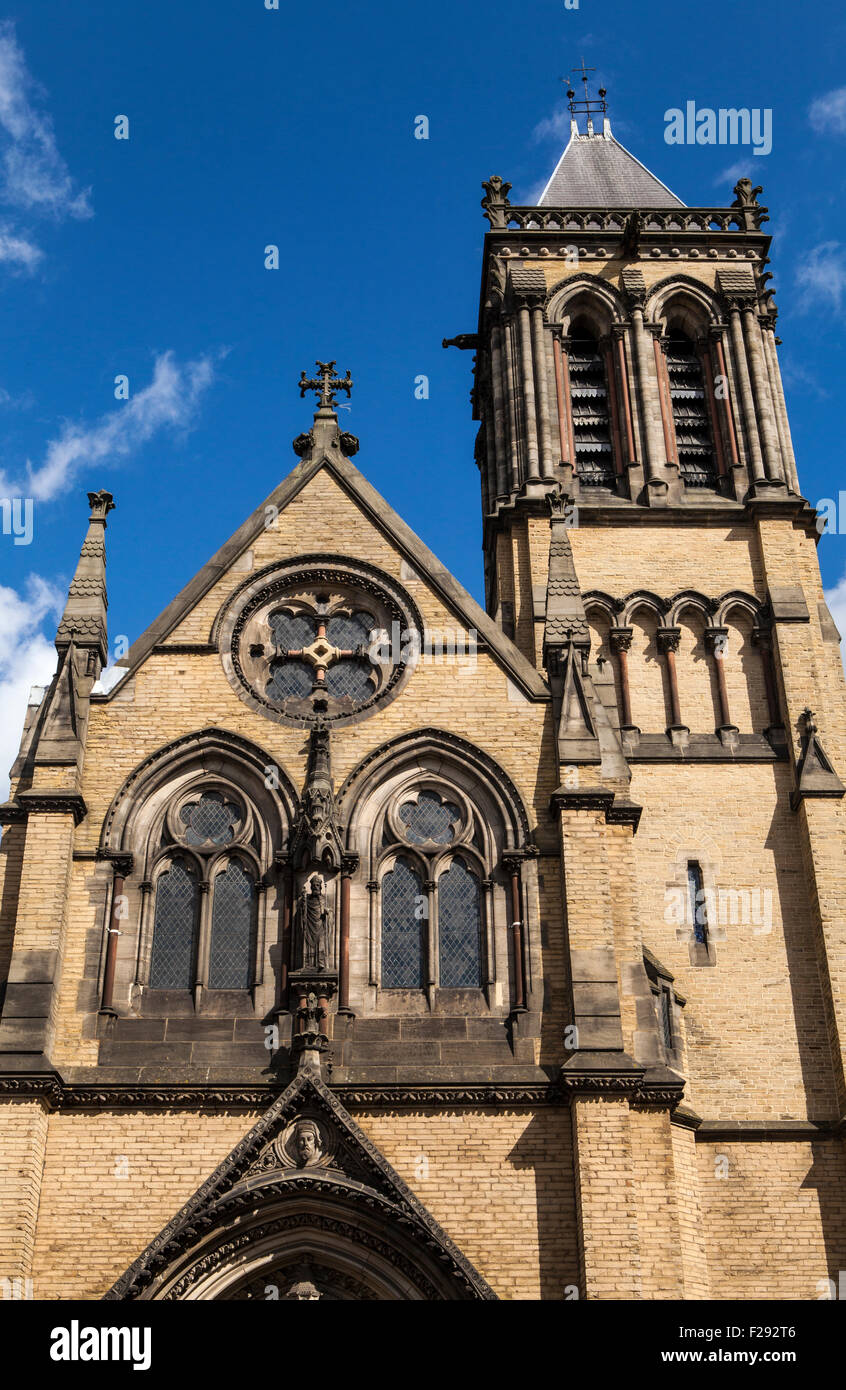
[568,330,615,488]
[665,333,717,489]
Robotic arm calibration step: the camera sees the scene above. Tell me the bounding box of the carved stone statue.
[293,1118,323,1167]
[294,873,333,970]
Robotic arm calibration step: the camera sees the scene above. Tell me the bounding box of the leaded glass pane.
[399,790,461,845]
[325,657,373,702]
[179,793,239,846]
[437,859,482,988]
[209,861,255,990]
[269,610,316,649]
[326,611,375,649]
[381,857,425,988]
[267,658,313,701]
[149,861,197,989]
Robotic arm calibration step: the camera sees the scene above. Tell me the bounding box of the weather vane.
[298,360,353,410]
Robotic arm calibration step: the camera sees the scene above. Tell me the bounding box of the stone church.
[2,87,845,1301]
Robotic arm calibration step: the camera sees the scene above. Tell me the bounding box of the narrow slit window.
[687,860,708,945]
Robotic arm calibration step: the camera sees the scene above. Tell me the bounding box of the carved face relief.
[293,1119,323,1167]
[285,1280,321,1301]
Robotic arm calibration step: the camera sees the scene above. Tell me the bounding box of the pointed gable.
[538,128,684,209]
[104,1068,496,1301]
[97,426,548,702]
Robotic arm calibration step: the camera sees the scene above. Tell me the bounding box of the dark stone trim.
[150,642,218,655]
[692,1119,843,1142]
[625,733,784,763]
[13,790,87,825]
[550,787,643,831]
[0,801,26,826]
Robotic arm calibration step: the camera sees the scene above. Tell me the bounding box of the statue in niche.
[294,872,333,970]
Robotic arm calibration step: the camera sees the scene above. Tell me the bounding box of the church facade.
[1,93,845,1301]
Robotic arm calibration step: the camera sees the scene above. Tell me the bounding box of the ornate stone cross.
[298,360,353,410]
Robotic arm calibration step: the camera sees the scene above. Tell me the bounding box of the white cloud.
[0,350,220,502]
[824,568,846,674]
[0,224,41,268]
[532,106,572,144]
[0,21,91,220]
[796,242,846,315]
[809,87,846,136]
[0,573,62,801]
[713,160,757,189]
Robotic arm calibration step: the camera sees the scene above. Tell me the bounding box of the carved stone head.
[293,1118,323,1167]
[285,1279,321,1300]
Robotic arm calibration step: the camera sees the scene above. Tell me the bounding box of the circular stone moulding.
[217,555,425,729]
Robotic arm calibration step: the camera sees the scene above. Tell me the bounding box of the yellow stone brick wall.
[630,762,836,1121]
[696,1138,846,1299]
[27,1106,577,1302]
[0,1100,48,1287]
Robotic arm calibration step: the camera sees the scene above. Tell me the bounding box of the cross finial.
[572,58,595,101]
[560,62,607,125]
[298,360,353,411]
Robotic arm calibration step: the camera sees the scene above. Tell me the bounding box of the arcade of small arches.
[478,271,797,508]
[584,588,780,739]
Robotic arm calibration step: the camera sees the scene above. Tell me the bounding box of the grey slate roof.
[538,126,684,209]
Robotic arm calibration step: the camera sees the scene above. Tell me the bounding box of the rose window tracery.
[219,560,424,728]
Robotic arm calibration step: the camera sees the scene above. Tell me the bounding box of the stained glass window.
[325,657,373,702]
[209,861,255,990]
[437,859,482,988]
[399,791,461,845]
[149,860,198,989]
[381,857,425,988]
[267,658,313,701]
[179,793,240,846]
[327,611,375,649]
[269,610,316,649]
[687,860,708,944]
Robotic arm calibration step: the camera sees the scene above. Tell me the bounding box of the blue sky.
[1,0,846,792]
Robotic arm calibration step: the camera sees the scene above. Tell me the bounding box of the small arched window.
[149,858,199,989]
[381,857,425,988]
[665,332,717,488]
[568,324,615,488]
[437,858,482,988]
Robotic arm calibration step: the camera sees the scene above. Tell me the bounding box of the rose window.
[265,605,376,709]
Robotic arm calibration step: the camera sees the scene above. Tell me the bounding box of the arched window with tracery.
[145,786,262,996]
